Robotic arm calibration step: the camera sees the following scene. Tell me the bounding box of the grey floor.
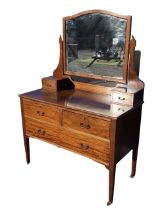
[67,50,123,78]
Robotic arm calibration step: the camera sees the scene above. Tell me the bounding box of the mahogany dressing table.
[19,10,144,205]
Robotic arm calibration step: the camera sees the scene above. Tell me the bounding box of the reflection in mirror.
[65,13,127,79]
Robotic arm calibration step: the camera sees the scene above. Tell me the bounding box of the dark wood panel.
[115,105,142,163]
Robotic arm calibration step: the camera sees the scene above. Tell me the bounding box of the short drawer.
[63,110,110,139]
[22,98,60,125]
[112,92,133,106]
[25,118,110,165]
[111,104,131,113]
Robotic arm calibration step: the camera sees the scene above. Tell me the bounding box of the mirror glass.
[65,13,127,79]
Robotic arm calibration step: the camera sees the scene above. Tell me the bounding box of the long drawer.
[22,98,60,125]
[63,110,110,139]
[25,118,110,165]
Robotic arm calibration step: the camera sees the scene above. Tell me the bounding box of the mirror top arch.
[63,10,132,83]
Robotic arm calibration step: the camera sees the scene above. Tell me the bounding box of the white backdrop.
[0,0,157,209]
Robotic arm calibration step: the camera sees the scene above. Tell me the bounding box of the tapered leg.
[24,136,30,164]
[130,147,138,178]
[107,164,116,206]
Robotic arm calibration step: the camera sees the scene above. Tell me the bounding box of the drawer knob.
[80,122,91,129]
[42,130,46,135]
[37,128,41,132]
[118,108,125,112]
[41,112,45,116]
[37,128,46,135]
[118,96,125,101]
[80,143,89,150]
[36,111,45,116]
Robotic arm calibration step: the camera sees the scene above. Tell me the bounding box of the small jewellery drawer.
[111,104,131,114]
[22,98,60,125]
[25,118,110,165]
[112,92,133,106]
[63,110,110,139]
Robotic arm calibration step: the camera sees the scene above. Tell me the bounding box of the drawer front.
[63,110,110,139]
[112,92,133,106]
[22,98,60,125]
[111,104,131,114]
[25,118,110,165]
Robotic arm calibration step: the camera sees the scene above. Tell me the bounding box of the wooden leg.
[107,164,116,206]
[130,147,138,178]
[24,136,30,164]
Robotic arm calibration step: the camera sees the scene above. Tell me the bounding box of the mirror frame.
[63,10,132,83]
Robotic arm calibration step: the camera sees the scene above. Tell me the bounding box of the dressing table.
[19,10,144,205]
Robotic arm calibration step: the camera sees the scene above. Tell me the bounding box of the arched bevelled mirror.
[63,10,132,83]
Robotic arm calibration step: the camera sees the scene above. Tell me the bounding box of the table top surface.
[20,89,132,119]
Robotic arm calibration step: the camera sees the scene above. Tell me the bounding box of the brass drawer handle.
[118,96,125,101]
[80,122,90,129]
[80,143,89,150]
[37,128,46,135]
[36,111,45,116]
